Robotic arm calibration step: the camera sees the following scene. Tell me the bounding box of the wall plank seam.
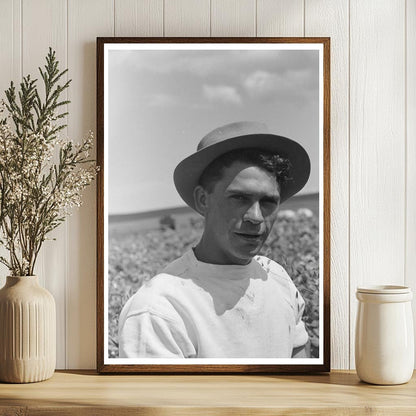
[348,0,351,370]
[404,0,407,288]
[64,0,69,370]
[209,0,212,36]
[19,0,22,80]
[303,0,305,36]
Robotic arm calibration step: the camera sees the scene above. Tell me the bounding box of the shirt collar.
[187,248,259,281]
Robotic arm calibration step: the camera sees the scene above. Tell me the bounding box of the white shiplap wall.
[0,0,414,370]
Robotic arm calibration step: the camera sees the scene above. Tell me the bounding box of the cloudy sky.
[108,46,320,215]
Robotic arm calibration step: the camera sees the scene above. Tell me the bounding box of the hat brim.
[174,133,311,211]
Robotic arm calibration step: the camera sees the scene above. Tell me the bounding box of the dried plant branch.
[0,48,97,276]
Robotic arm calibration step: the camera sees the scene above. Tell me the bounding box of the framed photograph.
[97,37,330,373]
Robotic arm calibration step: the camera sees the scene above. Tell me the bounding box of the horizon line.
[109,191,319,220]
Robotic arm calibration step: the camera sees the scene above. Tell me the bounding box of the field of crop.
[108,208,320,358]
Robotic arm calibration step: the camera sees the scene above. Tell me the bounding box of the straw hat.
[174,121,311,210]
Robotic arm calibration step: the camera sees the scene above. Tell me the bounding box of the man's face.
[200,161,280,265]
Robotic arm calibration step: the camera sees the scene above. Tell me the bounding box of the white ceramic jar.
[355,285,414,385]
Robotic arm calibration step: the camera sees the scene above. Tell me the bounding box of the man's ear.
[193,185,209,216]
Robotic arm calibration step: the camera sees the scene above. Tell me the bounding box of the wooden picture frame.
[97,37,330,373]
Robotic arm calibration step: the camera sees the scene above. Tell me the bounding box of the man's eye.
[231,195,247,201]
[262,199,279,208]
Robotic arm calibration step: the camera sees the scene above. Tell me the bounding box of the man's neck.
[193,240,251,266]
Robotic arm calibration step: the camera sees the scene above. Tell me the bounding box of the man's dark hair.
[198,148,292,193]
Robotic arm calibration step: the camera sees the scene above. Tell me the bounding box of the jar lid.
[356,285,411,294]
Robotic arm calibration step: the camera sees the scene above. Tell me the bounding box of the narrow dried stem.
[0,49,97,276]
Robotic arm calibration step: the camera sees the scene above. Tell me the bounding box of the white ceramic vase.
[0,276,56,383]
[355,285,414,385]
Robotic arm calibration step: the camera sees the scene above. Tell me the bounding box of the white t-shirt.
[118,250,309,358]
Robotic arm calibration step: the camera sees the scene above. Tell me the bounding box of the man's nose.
[244,202,263,224]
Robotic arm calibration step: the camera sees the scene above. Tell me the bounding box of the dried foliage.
[0,48,97,276]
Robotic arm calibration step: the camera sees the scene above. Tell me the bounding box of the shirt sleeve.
[254,255,309,349]
[292,288,309,348]
[119,311,197,358]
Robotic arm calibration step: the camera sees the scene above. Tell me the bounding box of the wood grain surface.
[211,0,256,37]
[305,0,349,371]
[67,0,114,370]
[115,0,163,37]
[0,370,415,415]
[349,0,406,369]
[165,0,210,37]
[406,0,416,366]
[22,0,68,369]
[257,0,304,37]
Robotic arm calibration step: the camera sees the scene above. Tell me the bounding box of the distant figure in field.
[159,214,176,230]
[118,121,311,358]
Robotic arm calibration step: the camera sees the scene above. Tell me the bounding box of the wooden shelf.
[0,370,415,415]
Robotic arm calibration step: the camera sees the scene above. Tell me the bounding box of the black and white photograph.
[97,38,330,373]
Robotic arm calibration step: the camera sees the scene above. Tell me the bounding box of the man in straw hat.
[119,121,311,359]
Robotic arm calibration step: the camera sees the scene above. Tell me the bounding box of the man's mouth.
[235,232,263,240]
